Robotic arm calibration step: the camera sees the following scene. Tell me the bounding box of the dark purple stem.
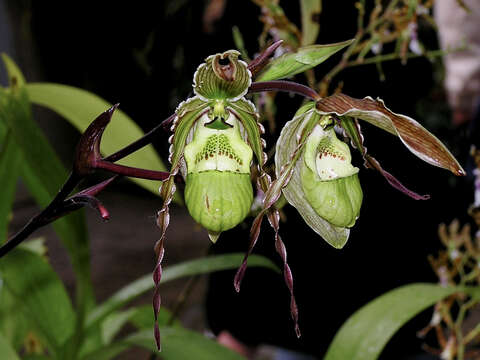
[105,114,175,163]
[0,175,119,257]
[0,172,81,257]
[249,81,321,101]
[366,155,430,200]
[0,105,176,257]
[95,160,170,181]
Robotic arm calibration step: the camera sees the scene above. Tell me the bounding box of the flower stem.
[249,80,321,100]
[105,113,175,163]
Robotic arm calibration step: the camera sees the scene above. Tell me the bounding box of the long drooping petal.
[315,94,465,176]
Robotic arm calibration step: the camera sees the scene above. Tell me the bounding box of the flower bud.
[183,106,253,241]
[301,124,362,228]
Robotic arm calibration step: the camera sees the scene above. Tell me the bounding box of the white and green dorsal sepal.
[193,50,252,102]
[183,109,254,241]
[301,124,362,228]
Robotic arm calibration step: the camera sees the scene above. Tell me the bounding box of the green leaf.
[1,53,26,88]
[324,283,461,360]
[128,305,180,330]
[19,237,48,257]
[78,307,175,360]
[0,239,48,351]
[99,306,177,346]
[0,129,21,243]
[100,309,138,346]
[82,328,245,360]
[86,254,279,329]
[24,82,167,196]
[300,0,322,46]
[0,87,94,310]
[0,285,29,352]
[232,26,250,62]
[256,39,353,81]
[0,332,21,360]
[0,249,75,355]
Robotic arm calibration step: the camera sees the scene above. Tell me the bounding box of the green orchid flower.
[270,96,465,249]
[160,50,267,243]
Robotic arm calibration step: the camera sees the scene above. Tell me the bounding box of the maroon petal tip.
[233,267,245,293]
[248,40,285,76]
[154,324,161,351]
[74,106,119,175]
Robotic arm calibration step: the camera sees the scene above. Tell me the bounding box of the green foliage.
[0,56,94,314]
[300,0,322,46]
[24,82,166,196]
[86,253,279,330]
[0,128,20,243]
[0,333,20,360]
[0,249,76,356]
[256,40,353,81]
[82,328,245,360]
[0,1,464,358]
[324,284,472,360]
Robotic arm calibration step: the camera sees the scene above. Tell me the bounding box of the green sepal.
[170,97,210,171]
[184,171,253,238]
[228,99,265,167]
[193,50,251,101]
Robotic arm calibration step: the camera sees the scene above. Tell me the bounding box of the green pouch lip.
[184,171,254,238]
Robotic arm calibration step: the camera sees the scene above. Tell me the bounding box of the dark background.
[2,1,473,359]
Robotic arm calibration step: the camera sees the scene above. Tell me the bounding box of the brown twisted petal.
[315,94,465,176]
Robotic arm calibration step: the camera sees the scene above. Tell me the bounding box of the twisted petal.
[315,94,465,176]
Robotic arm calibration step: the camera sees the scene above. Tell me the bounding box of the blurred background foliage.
[0,0,476,359]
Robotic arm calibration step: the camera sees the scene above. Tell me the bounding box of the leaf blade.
[1,53,26,87]
[0,129,21,243]
[82,328,245,360]
[257,39,353,81]
[85,254,279,329]
[0,87,94,310]
[0,332,21,360]
[0,249,76,354]
[24,82,167,196]
[300,0,322,46]
[324,283,460,360]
